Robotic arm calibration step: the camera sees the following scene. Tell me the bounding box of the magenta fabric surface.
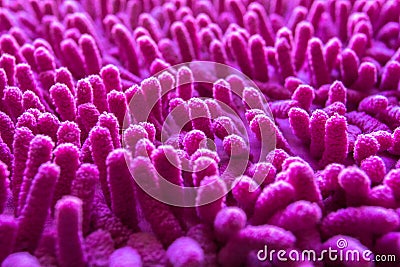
[0,0,399,266]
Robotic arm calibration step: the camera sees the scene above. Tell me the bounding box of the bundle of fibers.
[0,0,400,266]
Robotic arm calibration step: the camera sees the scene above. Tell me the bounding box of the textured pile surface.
[0,0,400,266]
